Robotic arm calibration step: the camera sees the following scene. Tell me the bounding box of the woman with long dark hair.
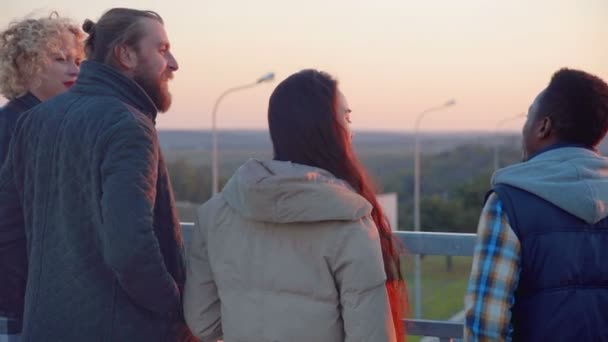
[184,69,408,342]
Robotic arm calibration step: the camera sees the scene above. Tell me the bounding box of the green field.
[403,255,472,341]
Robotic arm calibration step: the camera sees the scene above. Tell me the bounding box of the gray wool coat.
[0,61,192,341]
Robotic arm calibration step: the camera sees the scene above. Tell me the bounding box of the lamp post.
[494,113,525,171]
[211,72,275,195]
[413,99,456,318]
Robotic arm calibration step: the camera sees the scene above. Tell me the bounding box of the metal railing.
[396,231,475,342]
[180,223,476,342]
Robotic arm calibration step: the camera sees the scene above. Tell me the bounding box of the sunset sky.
[3,0,607,132]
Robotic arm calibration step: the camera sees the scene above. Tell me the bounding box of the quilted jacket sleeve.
[332,217,397,342]
[99,113,179,314]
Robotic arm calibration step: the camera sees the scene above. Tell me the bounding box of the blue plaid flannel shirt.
[464,193,521,342]
[0,314,21,342]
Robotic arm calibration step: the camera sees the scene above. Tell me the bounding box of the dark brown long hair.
[268,69,407,340]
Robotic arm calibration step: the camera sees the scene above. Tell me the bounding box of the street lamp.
[413,99,456,319]
[211,72,275,195]
[494,113,525,171]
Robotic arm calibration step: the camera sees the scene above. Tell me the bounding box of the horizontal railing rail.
[405,319,465,341]
[180,223,476,342]
[394,231,476,257]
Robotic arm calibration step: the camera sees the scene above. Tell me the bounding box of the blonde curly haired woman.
[0,13,84,163]
[0,13,83,342]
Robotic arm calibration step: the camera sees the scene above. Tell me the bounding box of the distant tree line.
[166,142,523,233]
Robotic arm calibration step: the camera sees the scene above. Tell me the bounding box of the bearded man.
[0,8,194,341]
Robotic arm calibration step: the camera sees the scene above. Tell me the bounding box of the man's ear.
[538,116,553,139]
[113,44,138,70]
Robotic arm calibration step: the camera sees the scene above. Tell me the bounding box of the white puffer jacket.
[184,159,396,342]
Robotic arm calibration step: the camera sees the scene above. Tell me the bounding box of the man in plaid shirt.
[465,68,608,341]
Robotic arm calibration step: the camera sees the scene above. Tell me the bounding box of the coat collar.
[12,92,41,111]
[71,61,158,122]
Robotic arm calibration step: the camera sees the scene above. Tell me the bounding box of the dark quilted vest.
[492,184,608,341]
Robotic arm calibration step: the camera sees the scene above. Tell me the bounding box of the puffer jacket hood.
[222,159,372,224]
[493,147,608,224]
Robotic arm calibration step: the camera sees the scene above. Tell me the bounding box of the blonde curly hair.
[0,14,85,99]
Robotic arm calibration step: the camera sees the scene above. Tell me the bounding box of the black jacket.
[0,92,40,164]
[0,61,192,341]
[0,92,39,324]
